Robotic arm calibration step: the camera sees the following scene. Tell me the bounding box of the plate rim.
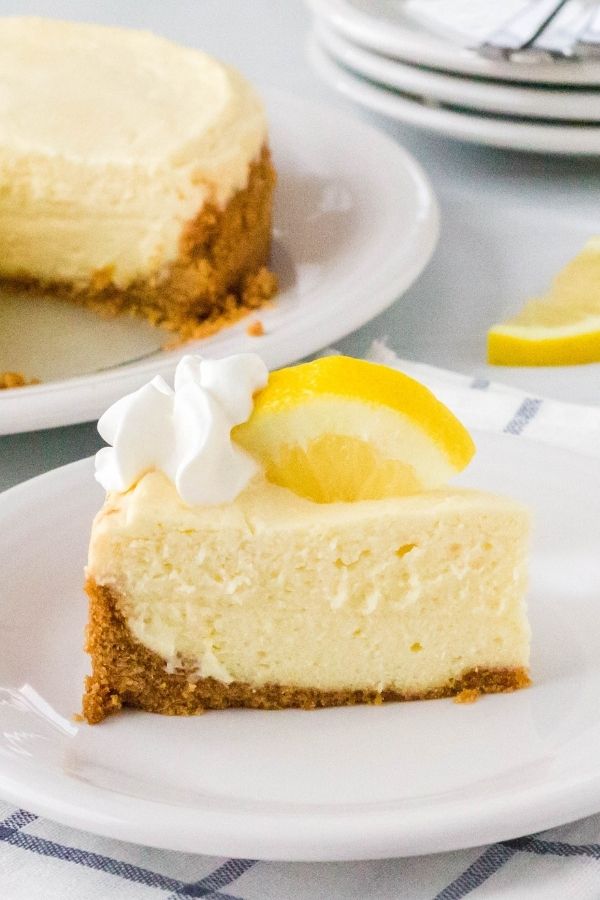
[0,87,438,436]
[310,38,600,155]
[1,434,600,860]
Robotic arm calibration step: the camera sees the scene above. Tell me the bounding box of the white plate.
[1,433,600,860]
[311,38,600,155]
[309,0,600,85]
[317,19,600,122]
[0,89,438,435]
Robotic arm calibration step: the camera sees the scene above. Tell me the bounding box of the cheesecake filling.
[88,471,531,693]
[0,18,267,287]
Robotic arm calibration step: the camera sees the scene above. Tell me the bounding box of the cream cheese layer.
[88,471,531,692]
[0,18,267,287]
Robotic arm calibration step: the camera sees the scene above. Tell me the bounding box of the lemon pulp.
[233,356,475,503]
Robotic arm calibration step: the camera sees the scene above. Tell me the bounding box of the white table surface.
[2,0,600,490]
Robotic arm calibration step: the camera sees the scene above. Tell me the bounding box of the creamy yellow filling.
[0,18,267,286]
[88,472,531,692]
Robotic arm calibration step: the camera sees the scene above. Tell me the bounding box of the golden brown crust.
[82,579,531,725]
[246,318,265,337]
[2,147,277,342]
[0,371,40,389]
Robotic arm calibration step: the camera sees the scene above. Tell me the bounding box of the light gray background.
[1,0,599,490]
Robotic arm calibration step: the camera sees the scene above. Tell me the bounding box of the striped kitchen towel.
[6,802,600,898]
[2,347,600,899]
[367,340,600,459]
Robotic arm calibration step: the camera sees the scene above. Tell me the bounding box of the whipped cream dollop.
[95,354,268,505]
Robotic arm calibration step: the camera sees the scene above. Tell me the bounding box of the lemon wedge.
[233,356,475,503]
[488,238,600,366]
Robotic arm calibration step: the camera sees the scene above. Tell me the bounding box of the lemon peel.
[233,356,475,503]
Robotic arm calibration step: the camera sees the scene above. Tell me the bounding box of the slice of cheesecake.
[0,18,276,340]
[84,472,530,723]
[82,355,530,723]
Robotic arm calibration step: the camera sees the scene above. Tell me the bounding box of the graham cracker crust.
[3,147,277,342]
[82,579,531,725]
[0,371,39,389]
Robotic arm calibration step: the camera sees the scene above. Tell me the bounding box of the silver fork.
[477,0,570,59]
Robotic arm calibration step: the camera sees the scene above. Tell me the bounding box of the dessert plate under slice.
[0,431,599,860]
[0,88,438,435]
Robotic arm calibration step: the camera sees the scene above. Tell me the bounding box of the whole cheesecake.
[82,355,531,723]
[0,18,277,339]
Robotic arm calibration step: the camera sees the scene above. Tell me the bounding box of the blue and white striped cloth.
[2,346,600,899]
[6,802,600,897]
[367,341,600,460]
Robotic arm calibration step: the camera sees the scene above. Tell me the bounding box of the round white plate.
[311,38,600,155]
[317,19,600,122]
[1,433,600,860]
[308,0,600,85]
[0,89,438,435]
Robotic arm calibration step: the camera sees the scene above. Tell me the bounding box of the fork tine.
[576,6,600,56]
[477,0,569,59]
[533,0,595,59]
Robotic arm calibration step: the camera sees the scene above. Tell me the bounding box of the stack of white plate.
[307,0,600,154]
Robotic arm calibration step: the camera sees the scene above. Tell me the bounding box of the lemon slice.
[233,356,475,503]
[488,238,600,366]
